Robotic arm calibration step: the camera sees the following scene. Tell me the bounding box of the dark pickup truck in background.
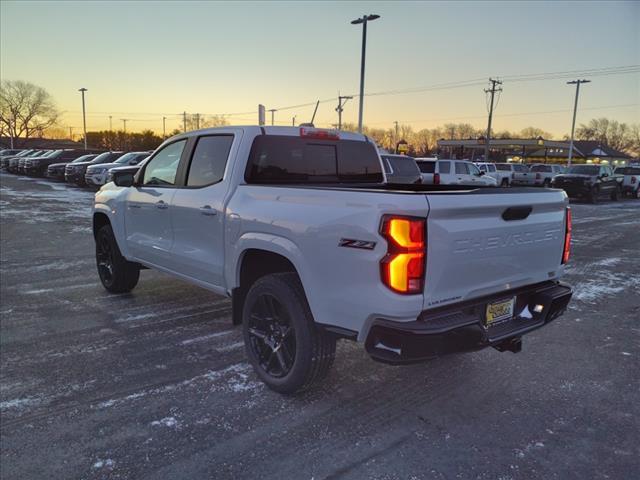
[552,164,622,203]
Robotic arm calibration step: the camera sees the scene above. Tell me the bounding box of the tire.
[588,186,599,204]
[610,186,620,201]
[543,179,551,188]
[242,272,336,394]
[95,224,140,293]
[501,178,509,187]
[636,188,640,200]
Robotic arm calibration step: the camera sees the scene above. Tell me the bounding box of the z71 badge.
[339,238,376,250]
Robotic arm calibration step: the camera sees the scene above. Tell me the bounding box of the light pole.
[351,14,380,133]
[78,88,88,150]
[268,109,277,126]
[566,79,590,167]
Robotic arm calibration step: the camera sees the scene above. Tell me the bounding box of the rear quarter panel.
[226,186,430,337]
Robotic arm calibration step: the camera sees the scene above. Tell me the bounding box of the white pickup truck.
[93,126,573,394]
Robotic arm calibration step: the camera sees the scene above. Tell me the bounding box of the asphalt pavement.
[1,173,639,479]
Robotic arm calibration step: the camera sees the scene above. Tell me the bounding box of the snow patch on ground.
[572,269,640,304]
[217,340,245,352]
[0,396,42,411]
[93,458,115,469]
[151,416,179,428]
[181,330,233,345]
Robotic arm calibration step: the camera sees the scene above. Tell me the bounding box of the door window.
[438,161,451,174]
[186,135,234,187]
[468,163,481,175]
[142,140,186,186]
[455,162,469,174]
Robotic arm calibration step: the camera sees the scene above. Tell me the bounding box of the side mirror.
[601,172,609,178]
[478,170,485,176]
[113,170,135,187]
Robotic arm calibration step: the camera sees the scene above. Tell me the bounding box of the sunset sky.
[1,0,638,137]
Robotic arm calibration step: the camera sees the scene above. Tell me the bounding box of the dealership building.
[437,138,633,166]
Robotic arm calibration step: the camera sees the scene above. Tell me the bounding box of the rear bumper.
[365,281,572,364]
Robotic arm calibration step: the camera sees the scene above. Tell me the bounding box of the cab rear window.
[417,161,435,173]
[245,135,382,184]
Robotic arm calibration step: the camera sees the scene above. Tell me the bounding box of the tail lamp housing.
[562,207,572,264]
[433,173,440,185]
[380,216,425,294]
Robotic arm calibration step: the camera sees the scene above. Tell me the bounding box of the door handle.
[156,200,169,210]
[200,205,217,216]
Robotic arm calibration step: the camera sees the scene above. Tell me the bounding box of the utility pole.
[78,87,88,150]
[292,115,297,126]
[109,115,113,131]
[69,127,73,140]
[183,111,187,132]
[195,113,200,130]
[351,14,380,133]
[567,79,591,167]
[484,78,502,162]
[335,95,353,130]
[268,109,277,126]
[162,116,167,138]
[121,119,128,133]
[394,121,399,153]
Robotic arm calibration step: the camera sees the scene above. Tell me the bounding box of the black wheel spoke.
[248,327,268,341]
[247,293,296,379]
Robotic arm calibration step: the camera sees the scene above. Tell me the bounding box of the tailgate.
[423,189,568,310]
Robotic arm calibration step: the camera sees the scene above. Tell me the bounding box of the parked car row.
[0,148,151,188]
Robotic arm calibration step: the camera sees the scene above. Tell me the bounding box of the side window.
[142,140,186,186]
[468,163,480,175]
[478,164,486,171]
[455,162,468,174]
[186,135,234,187]
[438,161,451,174]
[489,165,496,172]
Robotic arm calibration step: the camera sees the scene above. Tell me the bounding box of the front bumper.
[23,166,44,176]
[65,172,85,184]
[365,281,572,364]
[85,172,106,186]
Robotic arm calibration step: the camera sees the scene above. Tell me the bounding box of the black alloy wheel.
[247,294,296,378]
[96,234,115,287]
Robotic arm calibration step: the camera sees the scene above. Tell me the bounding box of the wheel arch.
[93,211,111,239]
[231,244,305,326]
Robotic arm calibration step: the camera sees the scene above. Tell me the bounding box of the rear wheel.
[635,187,640,199]
[543,178,551,188]
[588,186,599,204]
[501,178,509,187]
[242,272,335,394]
[96,225,140,293]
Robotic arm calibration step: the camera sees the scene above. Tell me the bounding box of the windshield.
[72,154,97,163]
[530,165,552,172]
[90,152,123,164]
[567,165,599,175]
[114,152,146,164]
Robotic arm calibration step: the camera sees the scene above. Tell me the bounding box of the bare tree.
[576,117,634,152]
[0,80,60,147]
[520,127,552,139]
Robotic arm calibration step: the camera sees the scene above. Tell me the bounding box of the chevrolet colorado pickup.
[93,126,573,393]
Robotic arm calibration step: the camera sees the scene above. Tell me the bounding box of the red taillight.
[632,176,637,184]
[299,127,339,140]
[433,173,440,185]
[562,207,572,264]
[380,216,425,294]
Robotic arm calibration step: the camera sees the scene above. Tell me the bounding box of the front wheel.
[501,178,509,187]
[96,225,140,293]
[242,273,336,394]
[610,186,620,201]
